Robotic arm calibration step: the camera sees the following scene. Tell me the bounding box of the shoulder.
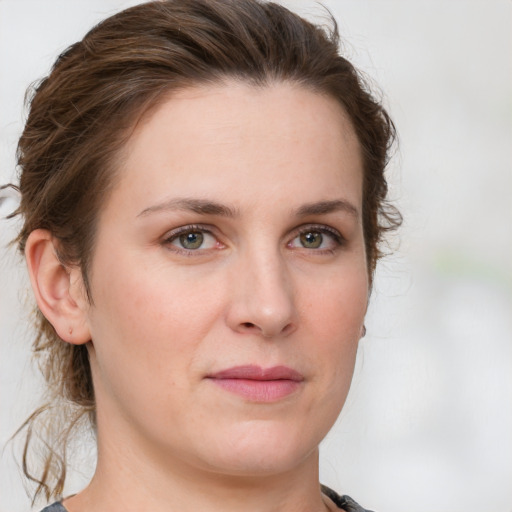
[39,503,68,512]
[40,490,373,512]
[322,484,376,512]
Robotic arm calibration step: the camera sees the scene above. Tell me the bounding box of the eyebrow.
[138,197,359,219]
[138,197,239,218]
[295,199,359,218]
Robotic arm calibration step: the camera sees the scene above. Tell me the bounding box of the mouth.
[206,365,304,402]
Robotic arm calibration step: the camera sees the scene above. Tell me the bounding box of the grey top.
[39,486,374,512]
[39,505,66,512]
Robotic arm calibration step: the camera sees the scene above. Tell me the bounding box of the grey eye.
[179,232,204,249]
[299,231,323,248]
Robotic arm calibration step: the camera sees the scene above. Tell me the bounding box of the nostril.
[281,323,294,336]
[242,322,255,329]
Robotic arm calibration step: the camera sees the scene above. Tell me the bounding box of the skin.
[26,81,368,512]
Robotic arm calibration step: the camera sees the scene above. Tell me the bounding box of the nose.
[226,249,297,338]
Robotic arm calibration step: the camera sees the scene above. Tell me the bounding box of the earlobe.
[25,229,91,345]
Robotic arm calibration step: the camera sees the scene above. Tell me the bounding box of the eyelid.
[160,222,345,254]
[161,224,223,253]
[287,223,346,249]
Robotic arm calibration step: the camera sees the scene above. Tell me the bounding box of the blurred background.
[1,1,511,511]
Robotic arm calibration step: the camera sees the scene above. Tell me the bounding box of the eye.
[163,226,221,252]
[299,231,323,249]
[178,231,205,250]
[288,226,344,252]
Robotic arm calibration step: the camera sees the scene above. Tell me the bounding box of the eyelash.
[161,223,345,255]
[288,224,346,253]
[162,224,220,255]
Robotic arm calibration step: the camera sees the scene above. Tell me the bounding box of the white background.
[1,1,511,511]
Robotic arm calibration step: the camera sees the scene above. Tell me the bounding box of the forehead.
[132,80,360,154]
[110,81,363,216]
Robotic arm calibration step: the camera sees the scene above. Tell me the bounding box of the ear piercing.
[68,327,73,336]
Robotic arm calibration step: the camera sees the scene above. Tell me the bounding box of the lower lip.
[209,378,301,402]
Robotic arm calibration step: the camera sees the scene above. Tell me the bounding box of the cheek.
[86,251,227,381]
[91,247,199,328]
[85,256,222,427]
[301,265,368,336]
[299,265,367,392]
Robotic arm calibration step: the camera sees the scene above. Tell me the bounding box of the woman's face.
[82,81,368,477]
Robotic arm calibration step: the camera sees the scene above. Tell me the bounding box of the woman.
[3,1,400,511]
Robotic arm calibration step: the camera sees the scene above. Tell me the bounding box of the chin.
[195,420,323,477]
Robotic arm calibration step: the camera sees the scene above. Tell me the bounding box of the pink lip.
[207,365,304,402]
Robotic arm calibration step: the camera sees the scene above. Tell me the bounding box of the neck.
[65,428,328,512]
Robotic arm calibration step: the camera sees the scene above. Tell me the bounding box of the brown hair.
[6,0,401,502]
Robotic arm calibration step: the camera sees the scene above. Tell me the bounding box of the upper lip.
[208,365,304,382]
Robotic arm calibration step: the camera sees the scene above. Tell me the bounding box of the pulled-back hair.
[6,0,401,502]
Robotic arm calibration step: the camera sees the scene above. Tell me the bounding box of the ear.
[25,229,91,345]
